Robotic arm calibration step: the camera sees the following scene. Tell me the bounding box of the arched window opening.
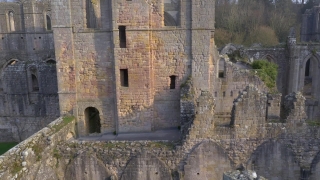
[46,15,52,30]
[303,59,313,97]
[8,11,15,32]
[6,60,17,67]
[219,59,225,78]
[46,59,56,65]
[31,74,39,92]
[305,59,311,77]
[85,107,101,134]
[86,0,97,28]
[170,75,176,89]
[265,55,274,63]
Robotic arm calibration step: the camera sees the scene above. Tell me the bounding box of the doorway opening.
[85,107,101,134]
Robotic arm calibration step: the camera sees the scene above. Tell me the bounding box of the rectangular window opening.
[219,71,224,78]
[120,69,129,87]
[170,76,176,89]
[119,26,127,48]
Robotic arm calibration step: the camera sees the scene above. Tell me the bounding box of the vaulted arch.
[183,141,233,180]
[247,140,300,179]
[121,152,171,180]
[262,54,276,63]
[298,53,320,99]
[309,150,320,179]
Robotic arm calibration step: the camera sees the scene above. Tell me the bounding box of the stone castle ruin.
[2,0,320,180]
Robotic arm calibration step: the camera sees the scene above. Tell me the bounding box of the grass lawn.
[0,142,18,155]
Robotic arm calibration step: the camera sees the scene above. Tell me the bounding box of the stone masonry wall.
[214,57,268,125]
[51,0,215,135]
[231,85,267,139]
[0,1,59,141]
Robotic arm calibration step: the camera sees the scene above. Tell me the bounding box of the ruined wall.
[231,85,267,139]
[0,1,59,142]
[213,58,268,125]
[3,90,320,180]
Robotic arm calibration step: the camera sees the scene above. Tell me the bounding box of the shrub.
[252,60,278,90]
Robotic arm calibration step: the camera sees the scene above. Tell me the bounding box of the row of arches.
[182,140,320,180]
[3,10,52,32]
[0,59,56,93]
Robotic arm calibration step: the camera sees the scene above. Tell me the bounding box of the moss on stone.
[11,161,22,175]
[306,120,320,127]
[52,116,75,133]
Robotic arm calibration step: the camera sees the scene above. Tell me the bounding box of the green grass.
[52,116,75,133]
[306,120,320,127]
[251,60,278,90]
[0,142,18,155]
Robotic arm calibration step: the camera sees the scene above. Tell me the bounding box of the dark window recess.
[219,71,224,78]
[32,74,39,92]
[86,0,97,28]
[305,59,310,77]
[215,92,217,97]
[119,26,127,48]
[223,91,226,97]
[230,91,233,97]
[170,75,176,89]
[46,15,52,30]
[120,69,129,87]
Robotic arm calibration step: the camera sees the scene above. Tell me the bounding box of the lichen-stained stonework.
[51,0,216,135]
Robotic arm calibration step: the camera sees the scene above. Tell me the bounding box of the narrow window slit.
[119,26,127,48]
[120,69,129,87]
[170,75,176,89]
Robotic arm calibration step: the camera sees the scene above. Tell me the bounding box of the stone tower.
[51,0,217,136]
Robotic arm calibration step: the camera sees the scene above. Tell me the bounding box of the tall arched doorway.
[299,56,320,120]
[85,107,101,134]
[303,59,313,97]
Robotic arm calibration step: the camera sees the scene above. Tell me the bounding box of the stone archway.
[299,54,320,98]
[301,58,318,98]
[65,152,115,180]
[299,54,320,120]
[183,141,233,180]
[120,152,172,180]
[309,150,320,179]
[247,140,300,180]
[85,107,101,134]
[262,54,276,63]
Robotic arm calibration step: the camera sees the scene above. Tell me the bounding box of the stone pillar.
[191,0,215,95]
[287,37,299,94]
[51,0,76,116]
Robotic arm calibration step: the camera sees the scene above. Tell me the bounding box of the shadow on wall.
[247,140,300,180]
[0,59,60,141]
[183,141,234,180]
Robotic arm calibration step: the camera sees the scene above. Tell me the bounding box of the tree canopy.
[215,0,320,47]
